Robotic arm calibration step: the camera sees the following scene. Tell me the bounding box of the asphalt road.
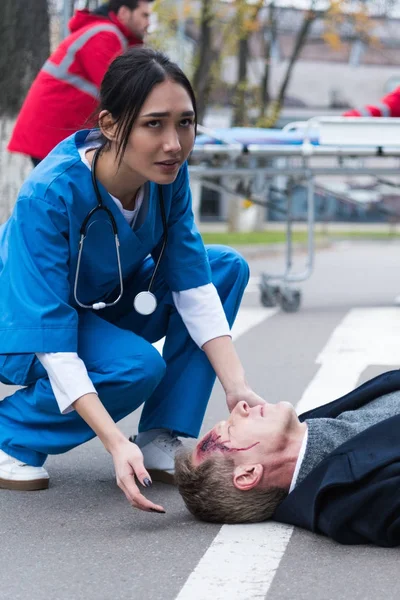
[1,239,400,600]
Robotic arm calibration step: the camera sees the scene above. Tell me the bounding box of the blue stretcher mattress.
[194,127,319,147]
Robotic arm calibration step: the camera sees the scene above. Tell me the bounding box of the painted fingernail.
[143,478,152,488]
[150,508,166,513]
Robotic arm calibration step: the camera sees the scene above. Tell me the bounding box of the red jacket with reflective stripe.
[8,10,142,160]
[343,87,400,118]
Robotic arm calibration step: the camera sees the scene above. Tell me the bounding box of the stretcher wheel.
[259,283,278,307]
[277,288,301,313]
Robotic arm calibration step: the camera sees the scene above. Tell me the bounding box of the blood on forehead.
[196,429,260,460]
[198,431,230,455]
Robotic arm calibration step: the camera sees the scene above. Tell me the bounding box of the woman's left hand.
[201,336,267,413]
[226,387,266,413]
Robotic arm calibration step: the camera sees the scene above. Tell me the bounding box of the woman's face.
[117,79,195,185]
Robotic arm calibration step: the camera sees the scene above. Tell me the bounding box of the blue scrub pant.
[0,246,249,467]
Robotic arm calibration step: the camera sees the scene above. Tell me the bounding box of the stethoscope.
[73,146,168,315]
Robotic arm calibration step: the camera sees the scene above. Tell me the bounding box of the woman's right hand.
[110,438,166,513]
[72,393,165,513]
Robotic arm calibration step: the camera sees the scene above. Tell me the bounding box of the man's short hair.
[175,449,288,524]
[108,0,153,12]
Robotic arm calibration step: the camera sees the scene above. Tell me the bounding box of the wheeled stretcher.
[190,118,400,312]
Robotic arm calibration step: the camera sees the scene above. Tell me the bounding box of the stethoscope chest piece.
[134,291,157,315]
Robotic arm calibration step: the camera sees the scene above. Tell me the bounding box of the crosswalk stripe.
[175,522,293,600]
[153,306,278,354]
[297,307,400,415]
[231,307,278,340]
[244,276,260,294]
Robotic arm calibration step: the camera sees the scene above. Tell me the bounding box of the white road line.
[244,285,259,294]
[249,276,261,285]
[153,306,277,354]
[176,307,400,600]
[296,307,400,414]
[175,522,293,600]
[244,276,261,294]
[231,307,278,340]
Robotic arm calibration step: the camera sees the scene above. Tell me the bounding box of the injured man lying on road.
[175,370,400,548]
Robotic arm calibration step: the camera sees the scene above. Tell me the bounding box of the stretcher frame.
[189,118,400,311]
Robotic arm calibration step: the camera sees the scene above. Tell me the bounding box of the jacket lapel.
[299,370,400,422]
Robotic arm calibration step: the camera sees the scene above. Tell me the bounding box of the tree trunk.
[276,9,316,109]
[232,36,249,126]
[264,7,317,127]
[232,0,264,127]
[259,2,277,121]
[0,0,50,117]
[192,0,215,124]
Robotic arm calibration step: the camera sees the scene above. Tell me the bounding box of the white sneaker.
[130,432,182,485]
[0,449,49,491]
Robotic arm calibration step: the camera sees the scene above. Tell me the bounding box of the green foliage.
[200,229,400,246]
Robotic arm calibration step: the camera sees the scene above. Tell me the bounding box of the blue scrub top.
[0,130,211,374]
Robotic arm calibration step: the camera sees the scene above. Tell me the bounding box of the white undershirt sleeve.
[36,352,97,415]
[172,283,231,349]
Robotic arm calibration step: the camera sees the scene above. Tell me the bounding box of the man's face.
[125,1,152,39]
[193,400,300,470]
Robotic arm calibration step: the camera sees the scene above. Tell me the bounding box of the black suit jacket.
[273,370,400,546]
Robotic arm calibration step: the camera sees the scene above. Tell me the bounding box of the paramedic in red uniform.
[344,87,400,118]
[7,0,153,166]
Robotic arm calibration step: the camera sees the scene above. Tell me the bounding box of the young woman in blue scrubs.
[0,47,265,513]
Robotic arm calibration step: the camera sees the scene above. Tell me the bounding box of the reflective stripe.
[358,103,391,118]
[42,24,128,99]
[43,60,100,98]
[376,102,391,117]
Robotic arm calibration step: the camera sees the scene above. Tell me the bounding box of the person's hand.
[226,387,266,413]
[110,438,166,513]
